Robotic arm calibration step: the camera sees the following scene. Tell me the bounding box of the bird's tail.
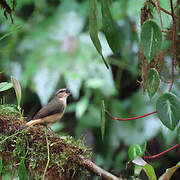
[19,119,42,130]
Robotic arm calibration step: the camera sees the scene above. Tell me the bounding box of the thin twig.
[42,128,50,180]
[150,0,180,20]
[78,155,121,180]
[143,144,180,159]
[105,110,157,121]
[0,130,22,144]
[168,0,176,92]
[155,0,163,29]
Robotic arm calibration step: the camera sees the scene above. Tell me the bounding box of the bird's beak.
[66,89,71,96]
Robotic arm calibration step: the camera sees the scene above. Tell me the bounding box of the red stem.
[168,0,176,92]
[143,144,180,159]
[105,110,157,121]
[150,0,180,19]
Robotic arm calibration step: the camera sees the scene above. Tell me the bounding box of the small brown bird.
[20,88,70,130]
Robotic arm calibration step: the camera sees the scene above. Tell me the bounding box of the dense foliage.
[0,0,180,179]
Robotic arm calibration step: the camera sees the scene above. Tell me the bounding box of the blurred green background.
[0,0,179,179]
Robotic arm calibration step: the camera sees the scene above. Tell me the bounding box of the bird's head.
[55,88,71,99]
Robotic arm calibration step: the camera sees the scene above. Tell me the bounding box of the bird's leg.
[46,124,56,137]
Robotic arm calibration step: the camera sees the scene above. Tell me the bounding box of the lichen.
[0,104,91,179]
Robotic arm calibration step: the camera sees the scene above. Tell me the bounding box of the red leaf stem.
[105,110,157,121]
[150,0,180,20]
[143,144,180,159]
[168,0,176,92]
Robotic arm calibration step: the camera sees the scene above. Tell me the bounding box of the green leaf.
[132,156,147,166]
[0,82,13,92]
[141,142,147,155]
[0,156,2,175]
[11,76,22,108]
[146,68,160,99]
[128,144,143,161]
[132,157,156,180]
[140,20,162,61]
[18,159,28,180]
[101,100,106,141]
[134,164,143,176]
[143,164,156,180]
[76,96,89,118]
[177,123,180,143]
[159,162,180,180]
[89,0,109,69]
[156,93,180,130]
[101,0,120,54]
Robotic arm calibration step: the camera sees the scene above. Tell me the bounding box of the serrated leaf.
[0,156,2,175]
[101,100,106,140]
[18,159,28,180]
[0,82,13,92]
[101,0,120,54]
[140,20,162,61]
[159,162,180,180]
[89,0,109,68]
[11,76,22,108]
[146,68,160,99]
[156,93,180,130]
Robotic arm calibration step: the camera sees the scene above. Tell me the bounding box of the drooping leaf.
[18,159,28,180]
[0,156,2,175]
[156,93,180,130]
[101,0,120,54]
[177,123,180,143]
[11,76,22,108]
[141,142,147,155]
[0,82,13,92]
[132,157,156,180]
[140,20,162,61]
[76,96,89,118]
[128,144,143,161]
[132,156,147,166]
[101,100,106,140]
[146,68,160,99]
[159,162,180,180]
[143,164,156,180]
[134,164,143,176]
[89,0,109,68]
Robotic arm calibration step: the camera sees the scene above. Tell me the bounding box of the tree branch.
[78,155,121,180]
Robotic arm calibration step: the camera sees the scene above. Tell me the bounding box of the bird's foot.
[47,127,56,137]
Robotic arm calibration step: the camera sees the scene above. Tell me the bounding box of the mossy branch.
[0,104,120,180]
[77,155,121,180]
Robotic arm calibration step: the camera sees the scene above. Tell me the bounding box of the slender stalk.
[169,0,176,92]
[143,144,180,159]
[150,0,180,19]
[0,131,22,144]
[105,110,157,121]
[42,128,50,180]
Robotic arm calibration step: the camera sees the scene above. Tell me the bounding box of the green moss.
[0,104,20,116]
[0,104,91,179]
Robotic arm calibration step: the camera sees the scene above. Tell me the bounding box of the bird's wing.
[33,98,65,119]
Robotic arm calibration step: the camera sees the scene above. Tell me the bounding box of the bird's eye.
[60,89,66,93]
[55,89,66,95]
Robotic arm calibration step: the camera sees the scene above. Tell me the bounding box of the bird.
[20,88,70,130]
